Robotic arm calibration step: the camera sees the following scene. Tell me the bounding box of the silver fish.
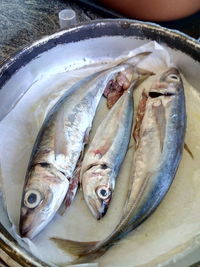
[19,56,148,239]
[60,64,153,217]
[81,81,134,220]
[51,67,186,263]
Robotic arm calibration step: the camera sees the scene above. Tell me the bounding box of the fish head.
[82,164,114,220]
[19,163,68,239]
[150,67,182,96]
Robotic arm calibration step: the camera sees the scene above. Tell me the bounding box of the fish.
[19,53,150,239]
[80,81,134,220]
[51,67,186,263]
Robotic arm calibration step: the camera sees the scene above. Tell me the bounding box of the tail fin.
[51,238,110,265]
[51,238,98,257]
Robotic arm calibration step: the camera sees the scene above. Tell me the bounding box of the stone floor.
[0,0,101,63]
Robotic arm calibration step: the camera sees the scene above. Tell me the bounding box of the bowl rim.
[0,18,200,89]
[0,18,200,266]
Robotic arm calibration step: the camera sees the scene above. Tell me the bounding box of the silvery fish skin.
[51,68,186,263]
[19,62,142,239]
[81,81,134,220]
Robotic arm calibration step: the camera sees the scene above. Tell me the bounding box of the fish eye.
[167,74,179,82]
[24,189,43,209]
[101,164,108,170]
[96,186,111,200]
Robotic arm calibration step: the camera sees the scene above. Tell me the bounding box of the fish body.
[81,82,134,219]
[52,67,186,263]
[19,61,145,239]
[106,67,186,242]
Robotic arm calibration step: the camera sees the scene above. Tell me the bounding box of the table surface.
[0,0,199,64]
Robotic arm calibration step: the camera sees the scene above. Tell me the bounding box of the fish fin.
[65,177,79,207]
[58,201,68,216]
[133,90,148,147]
[152,100,166,152]
[51,238,98,257]
[54,107,68,157]
[58,169,80,216]
[84,127,91,145]
[184,143,194,159]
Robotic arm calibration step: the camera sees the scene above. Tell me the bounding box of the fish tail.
[67,251,106,265]
[51,237,99,257]
[51,237,111,265]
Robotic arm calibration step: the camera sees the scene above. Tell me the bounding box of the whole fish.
[51,67,186,263]
[81,81,134,220]
[19,54,149,239]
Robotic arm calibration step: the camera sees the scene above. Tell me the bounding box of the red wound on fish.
[133,90,148,148]
[107,91,124,109]
[103,80,114,97]
[92,141,111,157]
[104,71,132,109]
[64,176,79,208]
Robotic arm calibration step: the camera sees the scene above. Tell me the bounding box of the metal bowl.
[0,19,200,266]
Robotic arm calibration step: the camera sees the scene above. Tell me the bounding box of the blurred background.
[0,0,199,63]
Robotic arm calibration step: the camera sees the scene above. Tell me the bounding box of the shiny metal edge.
[0,19,200,82]
[0,223,46,266]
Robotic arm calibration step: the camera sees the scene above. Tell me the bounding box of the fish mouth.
[88,198,109,220]
[98,201,108,220]
[19,221,45,239]
[20,227,31,238]
[19,214,44,239]
[19,223,33,238]
[149,90,175,98]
